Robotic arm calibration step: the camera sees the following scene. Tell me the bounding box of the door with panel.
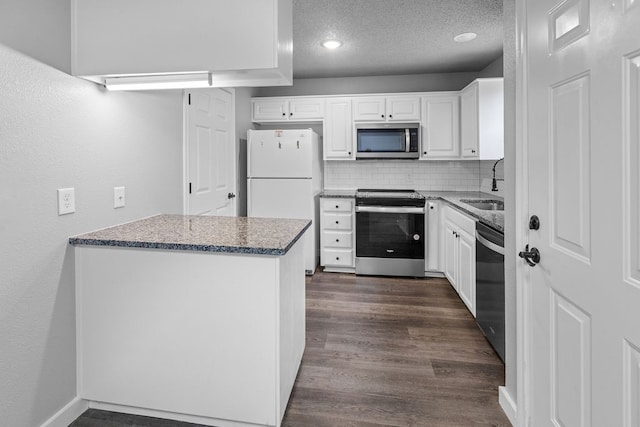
[523,1,640,426]
[186,88,236,216]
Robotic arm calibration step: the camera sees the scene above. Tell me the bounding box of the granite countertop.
[419,191,504,232]
[320,190,356,198]
[320,189,504,232]
[69,214,311,255]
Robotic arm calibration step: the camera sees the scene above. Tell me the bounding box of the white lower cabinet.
[320,198,355,271]
[442,205,476,316]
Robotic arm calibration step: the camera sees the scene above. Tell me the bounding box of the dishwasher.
[475,222,505,363]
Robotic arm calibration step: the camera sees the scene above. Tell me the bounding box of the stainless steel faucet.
[492,157,504,192]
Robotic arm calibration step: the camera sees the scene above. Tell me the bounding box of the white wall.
[0,43,183,426]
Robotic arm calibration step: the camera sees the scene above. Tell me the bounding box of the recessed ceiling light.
[454,32,478,43]
[321,39,343,49]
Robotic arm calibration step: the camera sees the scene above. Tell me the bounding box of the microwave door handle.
[405,129,410,152]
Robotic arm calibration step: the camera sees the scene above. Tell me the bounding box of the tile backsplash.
[324,160,485,191]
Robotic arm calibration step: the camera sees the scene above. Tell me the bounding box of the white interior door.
[522,1,640,426]
[186,88,236,216]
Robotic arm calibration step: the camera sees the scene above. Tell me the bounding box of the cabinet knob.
[336,220,339,224]
[336,239,340,243]
[336,257,340,261]
[289,112,293,116]
[335,205,339,209]
[348,151,352,155]
[282,112,286,116]
[471,149,476,154]
[381,114,385,118]
[389,114,393,118]
[423,151,427,155]
[430,206,434,210]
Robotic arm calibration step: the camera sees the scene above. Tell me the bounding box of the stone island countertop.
[69,214,311,255]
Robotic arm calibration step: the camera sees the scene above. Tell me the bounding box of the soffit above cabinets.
[71,0,292,90]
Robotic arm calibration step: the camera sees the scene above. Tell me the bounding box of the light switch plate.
[58,188,75,215]
[114,186,125,208]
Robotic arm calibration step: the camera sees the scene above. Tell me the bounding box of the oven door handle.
[355,206,425,214]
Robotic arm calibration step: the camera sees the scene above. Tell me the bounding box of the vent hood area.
[71,0,292,90]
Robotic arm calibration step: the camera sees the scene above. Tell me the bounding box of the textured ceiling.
[292,0,503,79]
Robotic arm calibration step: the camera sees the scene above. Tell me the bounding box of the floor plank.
[70,271,510,427]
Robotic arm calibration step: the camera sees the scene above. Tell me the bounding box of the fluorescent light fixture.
[105,73,212,91]
[454,32,477,43]
[321,39,343,49]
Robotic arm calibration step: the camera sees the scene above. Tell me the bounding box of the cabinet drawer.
[322,249,353,267]
[323,231,353,249]
[321,198,353,212]
[322,213,353,231]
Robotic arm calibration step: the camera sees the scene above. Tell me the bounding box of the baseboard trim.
[88,401,263,427]
[499,386,517,426]
[40,397,89,427]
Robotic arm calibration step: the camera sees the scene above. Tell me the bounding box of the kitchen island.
[70,214,310,427]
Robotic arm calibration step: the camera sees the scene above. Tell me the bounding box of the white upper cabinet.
[353,97,386,121]
[71,0,292,88]
[252,98,324,122]
[460,78,504,160]
[386,96,421,121]
[353,96,421,122]
[324,98,354,160]
[420,94,460,159]
[252,99,289,121]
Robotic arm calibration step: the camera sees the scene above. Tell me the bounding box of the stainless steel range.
[355,189,426,277]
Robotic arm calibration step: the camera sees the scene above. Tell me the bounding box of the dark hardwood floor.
[71,271,510,427]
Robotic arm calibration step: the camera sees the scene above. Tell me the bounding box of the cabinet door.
[289,98,324,121]
[443,220,458,291]
[252,99,289,121]
[460,82,479,158]
[421,95,460,159]
[457,229,476,316]
[386,96,421,121]
[324,98,354,160]
[353,97,386,121]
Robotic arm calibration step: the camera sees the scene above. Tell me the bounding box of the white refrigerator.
[247,129,323,275]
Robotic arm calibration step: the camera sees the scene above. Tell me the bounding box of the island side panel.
[75,246,281,426]
[276,237,306,421]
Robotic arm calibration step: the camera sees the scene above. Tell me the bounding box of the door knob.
[529,215,540,230]
[519,245,540,267]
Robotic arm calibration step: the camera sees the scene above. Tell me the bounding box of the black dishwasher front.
[475,222,505,363]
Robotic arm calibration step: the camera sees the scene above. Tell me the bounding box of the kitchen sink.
[460,199,504,211]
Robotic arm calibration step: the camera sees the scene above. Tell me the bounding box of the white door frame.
[515,0,530,426]
[182,88,237,216]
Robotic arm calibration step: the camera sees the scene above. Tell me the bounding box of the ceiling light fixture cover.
[454,32,478,43]
[321,39,343,49]
[105,73,213,91]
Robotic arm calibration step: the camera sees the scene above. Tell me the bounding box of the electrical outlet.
[114,186,125,208]
[58,188,75,215]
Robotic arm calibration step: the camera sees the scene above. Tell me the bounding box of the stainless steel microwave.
[355,123,420,159]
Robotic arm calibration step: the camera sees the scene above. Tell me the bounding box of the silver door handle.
[356,206,424,214]
[476,232,505,255]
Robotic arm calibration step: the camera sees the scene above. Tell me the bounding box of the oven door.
[355,206,425,259]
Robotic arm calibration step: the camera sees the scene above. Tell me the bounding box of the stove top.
[355,189,425,207]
